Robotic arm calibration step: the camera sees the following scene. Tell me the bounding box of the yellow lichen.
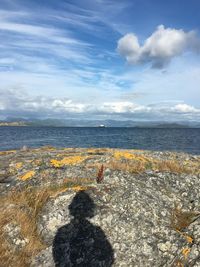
[50,155,88,168]
[15,162,23,169]
[20,171,35,181]
[182,247,190,259]
[0,150,16,155]
[50,159,62,168]
[114,151,149,162]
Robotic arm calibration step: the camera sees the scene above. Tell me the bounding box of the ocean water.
[0,126,200,154]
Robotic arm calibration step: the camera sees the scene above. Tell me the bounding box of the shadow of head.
[52,191,114,266]
[69,190,95,219]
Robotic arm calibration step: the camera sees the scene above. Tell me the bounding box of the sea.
[0,126,200,154]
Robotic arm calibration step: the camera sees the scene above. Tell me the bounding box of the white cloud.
[99,102,149,113]
[117,25,200,68]
[52,99,87,113]
[172,104,199,113]
[1,88,200,121]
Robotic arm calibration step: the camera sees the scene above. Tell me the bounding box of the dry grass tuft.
[155,160,190,174]
[107,160,146,173]
[0,188,49,267]
[0,179,92,267]
[171,204,200,231]
[106,154,193,174]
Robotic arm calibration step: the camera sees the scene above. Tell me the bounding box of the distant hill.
[1,118,200,128]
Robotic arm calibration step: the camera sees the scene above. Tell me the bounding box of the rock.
[3,222,29,250]
[35,171,200,266]
[158,242,172,252]
[37,193,74,245]
[21,145,28,151]
[30,247,54,267]
[1,147,200,266]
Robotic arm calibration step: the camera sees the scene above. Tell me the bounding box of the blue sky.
[0,0,200,121]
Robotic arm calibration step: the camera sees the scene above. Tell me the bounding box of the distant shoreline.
[1,120,200,128]
[1,125,199,129]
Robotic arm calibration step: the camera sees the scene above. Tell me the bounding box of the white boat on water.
[98,124,106,127]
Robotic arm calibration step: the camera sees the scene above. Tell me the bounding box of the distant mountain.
[1,117,200,128]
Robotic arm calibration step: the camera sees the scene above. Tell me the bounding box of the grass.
[0,179,92,267]
[155,160,191,174]
[171,204,200,232]
[107,160,147,173]
[107,150,200,175]
[0,188,48,267]
[106,158,192,174]
[169,204,200,267]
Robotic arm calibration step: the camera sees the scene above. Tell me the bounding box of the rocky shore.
[0,147,200,267]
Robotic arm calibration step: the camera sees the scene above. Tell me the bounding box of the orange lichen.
[182,247,190,259]
[185,235,193,244]
[176,231,194,244]
[20,171,35,181]
[50,155,88,168]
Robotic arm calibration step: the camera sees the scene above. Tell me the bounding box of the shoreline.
[0,145,200,155]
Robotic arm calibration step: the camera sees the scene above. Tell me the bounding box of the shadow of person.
[52,190,114,267]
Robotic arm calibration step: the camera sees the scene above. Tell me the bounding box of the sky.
[0,0,200,122]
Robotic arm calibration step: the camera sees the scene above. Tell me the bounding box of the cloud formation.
[1,2,200,124]
[117,25,200,68]
[1,88,200,121]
